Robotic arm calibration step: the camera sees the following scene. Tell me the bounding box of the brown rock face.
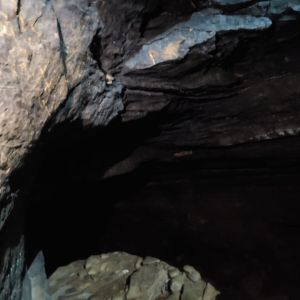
[1,0,300,299]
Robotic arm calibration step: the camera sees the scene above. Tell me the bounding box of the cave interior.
[3,0,300,299]
[19,118,300,300]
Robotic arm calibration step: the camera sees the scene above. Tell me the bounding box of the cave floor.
[25,164,300,300]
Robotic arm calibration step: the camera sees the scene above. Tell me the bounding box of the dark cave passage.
[23,121,300,300]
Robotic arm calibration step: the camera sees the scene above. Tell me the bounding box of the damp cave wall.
[1,0,300,299]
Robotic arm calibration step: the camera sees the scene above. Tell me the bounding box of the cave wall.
[1,0,300,299]
[0,0,121,298]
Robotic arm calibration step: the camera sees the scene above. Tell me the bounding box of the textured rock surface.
[0,0,122,298]
[22,252,49,300]
[125,11,272,70]
[1,0,300,299]
[0,0,123,228]
[48,252,219,300]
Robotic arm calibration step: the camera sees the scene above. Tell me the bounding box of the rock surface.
[0,0,122,298]
[0,0,123,229]
[48,252,219,300]
[125,11,272,70]
[1,0,300,299]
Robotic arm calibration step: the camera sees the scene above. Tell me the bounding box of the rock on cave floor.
[25,159,300,300]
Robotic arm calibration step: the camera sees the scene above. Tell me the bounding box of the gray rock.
[169,278,184,293]
[143,256,161,265]
[239,0,300,16]
[166,292,181,300]
[168,268,180,279]
[48,252,219,300]
[22,252,49,300]
[212,0,252,5]
[181,276,208,300]
[125,11,271,70]
[203,283,221,300]
[183,265,202,283]
[126,263,169,300]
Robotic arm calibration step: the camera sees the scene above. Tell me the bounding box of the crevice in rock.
[16,0,22,32]
[53,12,68,77]
[89,29,104,72]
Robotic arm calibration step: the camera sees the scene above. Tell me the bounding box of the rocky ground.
[47,252,219,300]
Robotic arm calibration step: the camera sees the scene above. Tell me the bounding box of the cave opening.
[15,116,300,300]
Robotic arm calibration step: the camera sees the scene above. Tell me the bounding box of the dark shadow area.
[24,120,300,300]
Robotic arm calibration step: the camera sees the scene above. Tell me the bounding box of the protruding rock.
[203,283,221,300]
[170,277,184,293]
[126,263,168,300]
[143,256,161,265]
[183,265,202,283]
[168,267,181,279]
[125,11,271,70]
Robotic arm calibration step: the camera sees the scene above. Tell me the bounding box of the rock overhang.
[125,11,272,70]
